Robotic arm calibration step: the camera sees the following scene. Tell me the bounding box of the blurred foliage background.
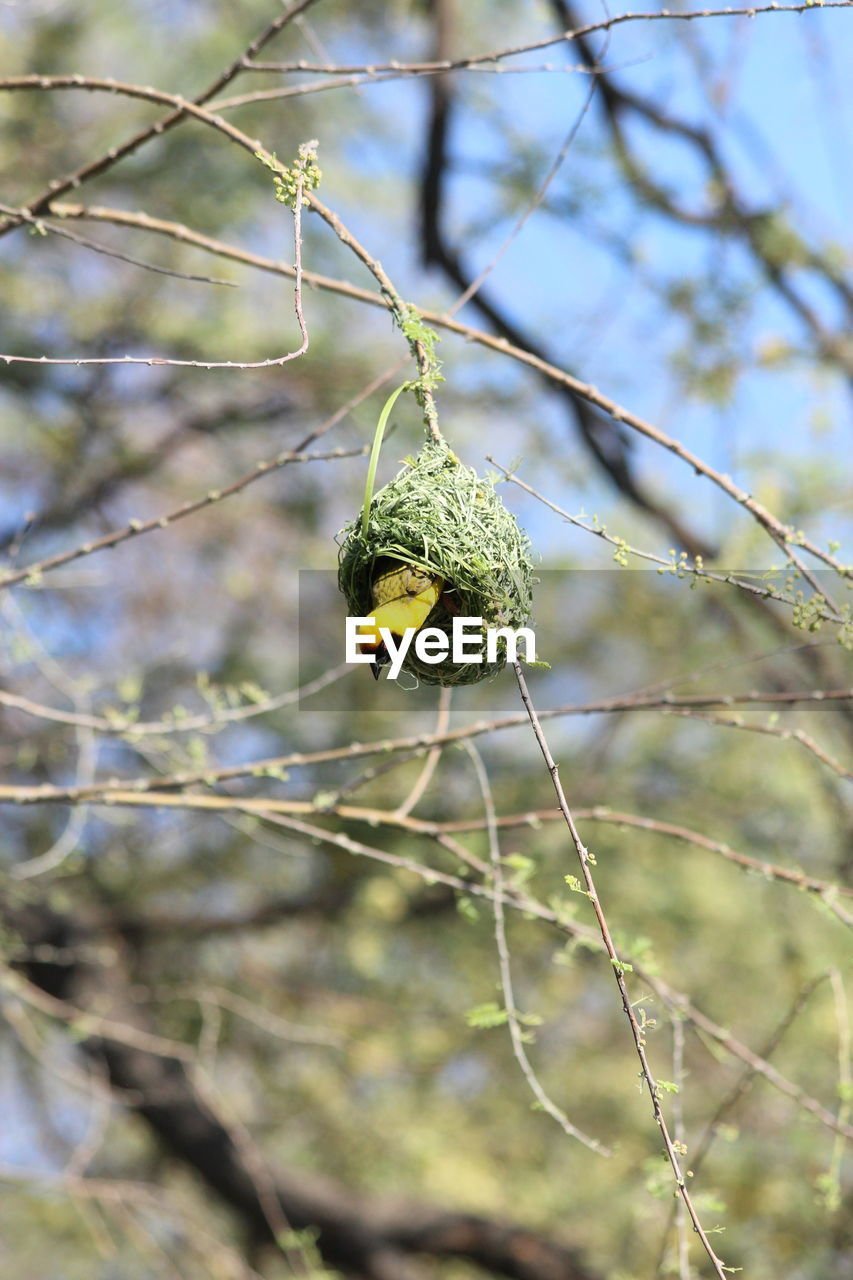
[0,2,851,1278]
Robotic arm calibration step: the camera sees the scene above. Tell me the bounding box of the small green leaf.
[465,1002,508,1029]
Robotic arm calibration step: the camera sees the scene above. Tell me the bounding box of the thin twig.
[314,744,439,809]
[0,965,196,1063]
[225,5,853,77]
[225,807,853,1143]
[11,718,96,878]
[0,1164,265,1279]
[190,1066,296,1258]
[488,457,847,623]
[4,788,849,925]
[664,707,852,780]
[1,688,849,807]
[211,61,607,110]
[0,0,322,237]
[306,194,442,442]
[0,665,352,737]
[394,687,452,818]
[166,983,343,1049]
[666,711,850,778]
[16,1,834,249]
[0,48,846,573]
[653,974,827,1276]
[24,196,849,581]
[671,1017,691,1280]
[64,1059,112,1180]
[0,87,440,428]
[464,740,611,1155]
[0,595,97,877]
[0,202,235,286]
[227,808,835,1144]
[0,102,311,368]
[0,445,363,592]
[512,662,731,1278]
[438,30,603,317]
[435,805,853,927]
[823,969,851,1208]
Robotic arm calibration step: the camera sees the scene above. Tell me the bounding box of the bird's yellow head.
[362,558,445,679]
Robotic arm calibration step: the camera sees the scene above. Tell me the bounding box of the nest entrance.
[338,440,534,685]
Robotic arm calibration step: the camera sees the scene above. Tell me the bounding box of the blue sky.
[300,3,852,566]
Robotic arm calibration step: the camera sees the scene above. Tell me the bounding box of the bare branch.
[513,661,733,1277]
[26,200,849,580]
[465,739,612,1155]
[0,445,363,592]
[0,0,323,236]
[1,687,849,807]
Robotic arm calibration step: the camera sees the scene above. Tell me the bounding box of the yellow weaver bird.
[361,557,444,680]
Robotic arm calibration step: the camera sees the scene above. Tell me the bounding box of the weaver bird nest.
[338,440,535,685]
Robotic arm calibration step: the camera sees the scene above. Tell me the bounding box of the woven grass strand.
[339,440,534,685]
[360,381,409,539]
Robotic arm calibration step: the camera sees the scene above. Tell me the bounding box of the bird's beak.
[370,641,390,681]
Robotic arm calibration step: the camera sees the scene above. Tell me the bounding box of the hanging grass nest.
[338,439,535,685]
